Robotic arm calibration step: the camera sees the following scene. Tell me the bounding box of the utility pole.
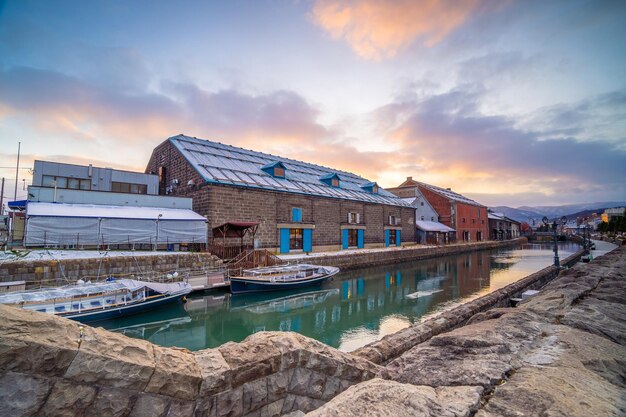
[0,177,4,215]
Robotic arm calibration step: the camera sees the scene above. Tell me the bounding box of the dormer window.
[361,182,379,194]
[320,173,340,187]
[261,161,287,178]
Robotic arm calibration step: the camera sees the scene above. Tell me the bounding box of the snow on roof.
[415,221,456,232]
[169,135,411,207]
[26,202,207,221]
[414,181,485,207]
[488,212,506,220]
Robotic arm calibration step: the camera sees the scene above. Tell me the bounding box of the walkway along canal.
[98,241,582,351]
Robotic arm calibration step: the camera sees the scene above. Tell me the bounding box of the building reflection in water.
[97,243,578,352]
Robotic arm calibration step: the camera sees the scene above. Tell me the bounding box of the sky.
[0,0,625,207]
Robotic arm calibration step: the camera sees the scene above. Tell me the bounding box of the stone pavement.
[309,246,626,416]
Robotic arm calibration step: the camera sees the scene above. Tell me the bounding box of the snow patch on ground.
[0,250,166,263]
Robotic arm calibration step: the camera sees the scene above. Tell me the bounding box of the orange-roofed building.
[387,177,489,243]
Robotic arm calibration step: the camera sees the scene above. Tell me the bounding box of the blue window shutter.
[291,208,302,223]
[279,228,290,253]
[357,229,364,248]
[396,229,401,246]
[385,229,390,247]
[342,229,349,249]
[303,229,312,252]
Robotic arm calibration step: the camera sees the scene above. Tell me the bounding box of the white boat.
[0,279,192,322]
[229,264,340,294]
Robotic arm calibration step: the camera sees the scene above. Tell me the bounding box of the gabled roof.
[413,181,484,207]
[169,135,410,207]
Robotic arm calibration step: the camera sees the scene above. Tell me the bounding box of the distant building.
[488,212,520,240]
[401,195,455,244]
[146,134,414,254]
[388,177,488,242]
[603,207,625,222]
[22,161,207,248]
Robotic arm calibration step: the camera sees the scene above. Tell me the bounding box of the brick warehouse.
[146,135,414,254]
[388,177,489,242]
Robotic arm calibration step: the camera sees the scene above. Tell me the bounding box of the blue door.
[279,228,290,253]
[357,229,364,249]
[384,230,390,247]
[303,229,312,252]
[342,229,349,249]
[396,229,401,246]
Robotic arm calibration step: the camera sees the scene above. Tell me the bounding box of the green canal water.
[97,242,581,352]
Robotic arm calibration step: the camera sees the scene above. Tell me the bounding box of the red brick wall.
[417,186,453,226]
[455,203,489,242]
[146,139,414,249]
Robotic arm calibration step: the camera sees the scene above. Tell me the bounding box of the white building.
[23,161,207,248]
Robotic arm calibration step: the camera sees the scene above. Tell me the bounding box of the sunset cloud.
[311,0,488,59]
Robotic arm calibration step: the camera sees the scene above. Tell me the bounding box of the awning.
[26,202,206,221]
[415,220,455,232]
[212,221,259,238]
[8,200,27,211]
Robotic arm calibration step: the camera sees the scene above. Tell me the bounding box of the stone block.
[218,336,281,387]
[0,305,81,377]
[267,369,290,403]
[242,378,268,414]
[288,368,325,400]
[146,346,202,401]
[87,387,133,417]
[195,348,232,397]
[130,393,170,417]
[40,379,97,417]
[64,325,155,390]
[216,387,243,417]
[0,371,52,417]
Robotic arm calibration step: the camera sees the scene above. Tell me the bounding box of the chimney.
[407,176,412,181]
[446,188,451,190]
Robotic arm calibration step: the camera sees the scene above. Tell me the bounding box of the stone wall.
[1,244,621,416]
[0,252,223,288]
[0,307,380,417]
[286,237,528,271]
[351,246,583,365]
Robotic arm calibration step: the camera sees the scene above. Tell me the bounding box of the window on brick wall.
[462,217,466,223]
[348,229,358,247]
[290,228,303,250]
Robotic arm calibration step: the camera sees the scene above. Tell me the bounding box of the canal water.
[98,242,581,352]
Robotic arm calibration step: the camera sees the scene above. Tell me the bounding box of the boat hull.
[230,275,332,294]
[59,292,188,323]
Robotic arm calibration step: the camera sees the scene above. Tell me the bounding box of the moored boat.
[229,264,339,294]
[0,279,192,322]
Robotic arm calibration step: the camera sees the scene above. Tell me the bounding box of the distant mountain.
[490,201,626,223]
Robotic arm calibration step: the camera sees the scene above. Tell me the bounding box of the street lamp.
[154,214,163,251]
[543,216,567,268]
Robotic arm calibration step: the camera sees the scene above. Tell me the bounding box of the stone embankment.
[0,252,222,288]
[314,246,626,416]
[284,238,526,271]
[0,245,623,416]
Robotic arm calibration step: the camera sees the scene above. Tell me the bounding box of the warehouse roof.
[26,202,207,221]
[169,134,411,207]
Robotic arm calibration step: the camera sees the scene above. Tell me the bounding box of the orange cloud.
[311,0,486,60]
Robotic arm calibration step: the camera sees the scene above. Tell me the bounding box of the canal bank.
[1,244,621,416]
[280,237,527,271]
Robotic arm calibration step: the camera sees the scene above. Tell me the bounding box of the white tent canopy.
[415,221,455,233]
[25,202,207,247]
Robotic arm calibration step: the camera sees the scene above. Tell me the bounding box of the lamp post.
[543,216,567,268]
[154,214,163,251]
